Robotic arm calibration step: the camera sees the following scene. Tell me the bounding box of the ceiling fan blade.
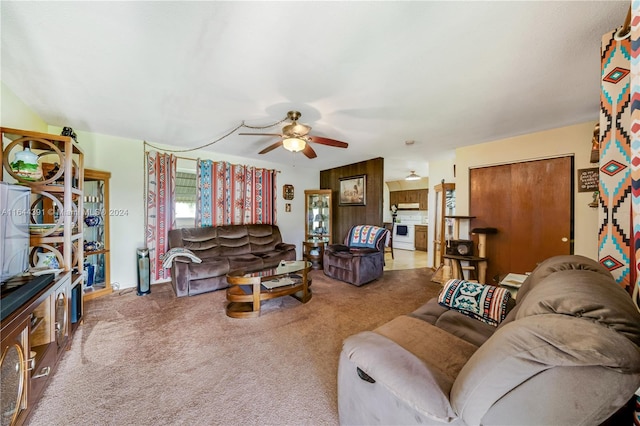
[302,143,317,159]
[239,133,282,137]
[307,135,348,148]
[259,141,284,154]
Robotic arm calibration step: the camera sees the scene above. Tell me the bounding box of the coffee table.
[225,260,312,318]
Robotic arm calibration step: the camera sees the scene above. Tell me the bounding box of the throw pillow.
[161,248,202,269]
[438,279,512,326]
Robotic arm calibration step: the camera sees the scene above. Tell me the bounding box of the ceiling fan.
[239,111,348,159]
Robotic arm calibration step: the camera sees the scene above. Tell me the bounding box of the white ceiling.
[0,1,628,181]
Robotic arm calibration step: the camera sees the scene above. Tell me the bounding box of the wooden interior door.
[469,156,573,283]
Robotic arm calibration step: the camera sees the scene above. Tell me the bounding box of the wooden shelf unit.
[83,168,112,300]
[1,127,84,425]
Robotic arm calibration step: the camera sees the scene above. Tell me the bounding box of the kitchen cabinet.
[415,225,428,251]
[389,189,428,210]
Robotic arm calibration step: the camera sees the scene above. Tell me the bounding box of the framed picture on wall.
[339,175,366,206]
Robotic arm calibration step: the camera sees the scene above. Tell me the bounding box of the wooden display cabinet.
[83,168,112,300]
[304,189,332,244]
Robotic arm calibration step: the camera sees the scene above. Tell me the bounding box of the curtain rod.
[145,150,281,173]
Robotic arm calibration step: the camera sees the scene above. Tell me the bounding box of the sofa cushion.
[187,257,230,280]
[515,269,640,346]
[434,310,498,347]
[514,254,612,305]
[227,254,264,272]
[451,314,640,426]
[410,298,497,346]
[248,224,282,253]
[438,279,512,326]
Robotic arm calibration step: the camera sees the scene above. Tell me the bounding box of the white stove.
[393,215,425,251]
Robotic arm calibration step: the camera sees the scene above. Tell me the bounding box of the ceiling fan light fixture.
[405,171,420,181]
[282,137,306,152]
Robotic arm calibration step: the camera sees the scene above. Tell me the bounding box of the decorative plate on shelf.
[29,224,62,236]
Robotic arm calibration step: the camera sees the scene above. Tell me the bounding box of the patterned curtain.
[145,151,176,282]
[604,7,640,423]
[196,160,276,226]
[599,28,632,292]
[631,0,640,315]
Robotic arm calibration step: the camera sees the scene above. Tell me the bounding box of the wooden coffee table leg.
[252,280,261,315]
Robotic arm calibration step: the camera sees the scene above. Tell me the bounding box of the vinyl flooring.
[384,248,429,271]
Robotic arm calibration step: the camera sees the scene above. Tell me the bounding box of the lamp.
[405,171,420,181]
[282,137,306,152]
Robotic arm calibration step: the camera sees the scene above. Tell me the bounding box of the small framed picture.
[285,203,291,212]
[283,184,294,200]
[339,175,366,206]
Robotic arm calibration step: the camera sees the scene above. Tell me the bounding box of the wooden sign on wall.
[578,168,599,192]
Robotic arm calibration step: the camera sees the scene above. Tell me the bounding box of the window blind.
[175,171,196,203]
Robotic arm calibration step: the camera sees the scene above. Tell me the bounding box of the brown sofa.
[338,255,640,425]
[167,224,296,297]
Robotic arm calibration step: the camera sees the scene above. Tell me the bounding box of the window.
[175,171,196,228]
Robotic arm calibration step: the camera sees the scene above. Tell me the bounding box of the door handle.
[561,237,568,242]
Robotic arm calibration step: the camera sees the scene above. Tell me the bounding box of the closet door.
[470,156,573,282]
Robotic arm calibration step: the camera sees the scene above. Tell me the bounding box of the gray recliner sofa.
[338,255,640,425]
[167,224,296,297]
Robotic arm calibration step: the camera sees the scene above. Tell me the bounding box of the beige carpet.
[28,268,440,426]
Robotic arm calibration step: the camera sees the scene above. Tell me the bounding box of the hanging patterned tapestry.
[630,0,640,312]
[196,160,276,227]
[145,151,176,282]
[599,28,632,291]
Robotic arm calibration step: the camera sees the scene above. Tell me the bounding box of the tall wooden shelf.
[432,181,455,272]
[83,168,112,300]
[1,127,83,425]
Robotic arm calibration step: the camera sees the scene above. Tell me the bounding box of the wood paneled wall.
[320,157,384,243]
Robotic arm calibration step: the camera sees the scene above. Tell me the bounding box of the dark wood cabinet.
[389,189,428,210]
[1,273,72,425]
[415,225,428,251]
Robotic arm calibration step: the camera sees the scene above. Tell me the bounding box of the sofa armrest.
[348,247,379,256]
[326,243,349,252]
[171,260,191,297]
[275,242,296,251]
[341,331,459,423]
[168,229,185,249]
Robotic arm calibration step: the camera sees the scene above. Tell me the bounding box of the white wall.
[1,82,48,133]
[425,152,456,268]
[427,121,599,268]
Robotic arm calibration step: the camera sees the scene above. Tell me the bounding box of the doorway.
[469,156,574,283]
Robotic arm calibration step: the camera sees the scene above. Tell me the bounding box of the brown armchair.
[323,225,390,286]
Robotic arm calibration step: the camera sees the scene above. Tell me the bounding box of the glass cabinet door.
[83,169,111,300]
[0,321,29,426]
[304,189,332,244]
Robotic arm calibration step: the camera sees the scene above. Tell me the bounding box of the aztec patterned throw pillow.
[438,279,512,326]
